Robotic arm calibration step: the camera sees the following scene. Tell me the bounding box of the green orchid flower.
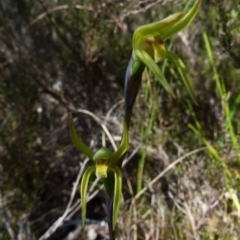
[132,0,202,100]
[69,113,129,230]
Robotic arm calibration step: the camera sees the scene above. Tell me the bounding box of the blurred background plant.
[0,0,240,239]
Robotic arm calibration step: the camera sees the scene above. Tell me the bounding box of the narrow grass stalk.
[136,149,146,194]
[203,34,240,212]
[136,70,158,193]
[203,31,239,160]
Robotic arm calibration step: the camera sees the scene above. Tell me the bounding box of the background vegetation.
[0,0,240,239]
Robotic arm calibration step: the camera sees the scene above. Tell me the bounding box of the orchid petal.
[109,166,122,230]
[152,37,166,62]
[69,113,94,159]
[166,51,196,102]
[80,166,96,227]
[92,147,114,178]
[135,50,175,97]
[95,162,109,178]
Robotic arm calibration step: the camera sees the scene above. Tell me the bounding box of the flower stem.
[105,192,115,240]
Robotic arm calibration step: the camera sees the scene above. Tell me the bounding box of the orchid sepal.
[166,51,196,102]
[93,147,114,161]
[161,0,202,40]
[108,166,122,230]
[70,113,94,159]
[80,166,96,227]
[112,118,129,163]
[133,12,183,51]
[124,57,145,128]
[135,49,175,97]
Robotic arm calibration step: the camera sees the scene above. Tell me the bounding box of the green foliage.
[1,0,240,239]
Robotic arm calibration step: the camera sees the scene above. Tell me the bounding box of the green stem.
[136,149,146,193]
